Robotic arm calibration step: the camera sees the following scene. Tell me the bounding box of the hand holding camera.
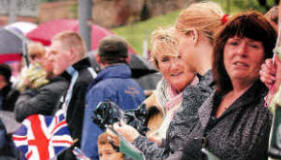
[92,100,149,135]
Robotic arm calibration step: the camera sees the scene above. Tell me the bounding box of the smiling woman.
[140,26,197,143]
[107,2,226,160]
[150,27,195,93]
[105,26,198,150]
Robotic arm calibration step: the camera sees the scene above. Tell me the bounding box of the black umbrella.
[88,50,158,78]
[88,51,161,90]
[129,54,158,78]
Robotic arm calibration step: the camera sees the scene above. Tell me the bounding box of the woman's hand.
[106,121,140,143]
[113,121,140,143]
[274,55,281,93]
[260,56,281,93]
[260,58,276,89]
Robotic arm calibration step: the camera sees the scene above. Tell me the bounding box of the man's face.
[48,40,72,76]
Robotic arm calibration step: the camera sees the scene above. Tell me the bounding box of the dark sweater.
[180,81,271,160]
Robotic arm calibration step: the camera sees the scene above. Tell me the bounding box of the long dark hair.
[212,11,277,93]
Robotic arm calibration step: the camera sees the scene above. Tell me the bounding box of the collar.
[66,66,77,77]
[87,64,131,89]
[198,80,267,129]
[197,70,214,87]
[96,64,131,80]
[71,57,91,71]
[63,57,91,78]
[59,71,72,81]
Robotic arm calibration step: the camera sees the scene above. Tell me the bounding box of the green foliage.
[68,3,78,19]
[112,0,277,55]
[211,0,276,14]
[41,0,58,2]
[112,10,181,54]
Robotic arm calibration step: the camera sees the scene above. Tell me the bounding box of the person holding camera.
[81,35,145,160]
[140,26,198,146]
[112,10,276,160]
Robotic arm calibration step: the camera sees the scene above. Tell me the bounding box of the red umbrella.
[26,19,136,54]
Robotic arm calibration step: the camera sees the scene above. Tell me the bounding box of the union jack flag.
[12,110,73,160]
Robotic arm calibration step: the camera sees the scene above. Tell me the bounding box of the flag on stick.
[12,110,73,160]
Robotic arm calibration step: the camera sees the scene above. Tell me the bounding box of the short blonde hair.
[150,27,178,69]
[28,42,45,59]
[175,1,224,44]
[52,31,87,58]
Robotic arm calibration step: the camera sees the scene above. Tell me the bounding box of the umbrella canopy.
[0,28,27,63]
[129,54,158,78]
[88,51,161,90]
[26,19,136,54]
[88,50,158,78]
[5,21,37,35]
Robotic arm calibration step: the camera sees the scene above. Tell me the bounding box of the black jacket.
[0,84,19,111]
[58,58,96,160]
[178,81,271,160]
[14,74,69,122]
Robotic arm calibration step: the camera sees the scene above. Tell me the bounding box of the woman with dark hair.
[178,11,276,160]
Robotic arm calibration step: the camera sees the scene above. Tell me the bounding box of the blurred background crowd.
[0,0,281,160]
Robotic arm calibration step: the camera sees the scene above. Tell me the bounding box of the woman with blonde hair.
[143,26,196,145]
[27,42,46,65]
[108,2,226,159]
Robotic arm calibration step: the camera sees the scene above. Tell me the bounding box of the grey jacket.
[178,80,271,160]
[133,70,215,160]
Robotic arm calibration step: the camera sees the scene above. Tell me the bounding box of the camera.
[92,100,149,135]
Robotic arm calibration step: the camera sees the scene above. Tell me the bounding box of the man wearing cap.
[81,35,145,160]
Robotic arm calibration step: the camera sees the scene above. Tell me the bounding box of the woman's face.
[42,48,54,75]
[174,30,197,72]
[29,53,43,65]
[156,50,195,92]
[223,36,265,83]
